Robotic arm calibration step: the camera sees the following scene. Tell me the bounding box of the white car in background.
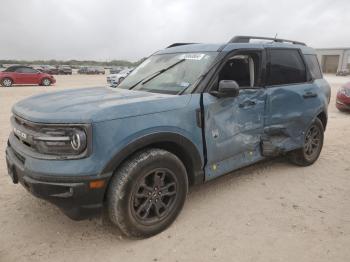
[107,68,134,87]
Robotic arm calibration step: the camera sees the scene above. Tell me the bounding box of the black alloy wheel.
[288,118,324,166]
[303,124,322,162]
[130,168,178,225]
[107,148,188,238]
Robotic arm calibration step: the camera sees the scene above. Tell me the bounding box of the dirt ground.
[0,74,349,262]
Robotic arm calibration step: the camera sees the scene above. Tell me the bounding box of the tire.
[1,78,13,87]
[288,118,324,166]
[107,148,188,238]
[41,78,51,86]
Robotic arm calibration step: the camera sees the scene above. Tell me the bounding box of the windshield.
[119,69,131,74]
[118,52,218,94]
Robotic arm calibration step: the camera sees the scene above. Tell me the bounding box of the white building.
[315,48,350,73]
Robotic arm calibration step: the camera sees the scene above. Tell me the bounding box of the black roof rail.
[166,43,197,48]
[229,36,306,46]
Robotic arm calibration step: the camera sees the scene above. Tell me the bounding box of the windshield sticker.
[178,53,205,60]
[179,82,190,87]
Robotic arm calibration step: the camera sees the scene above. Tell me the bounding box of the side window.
[267,49,306,86]
[16,67,37,73]
[217,52,261,88]
[304,54,322,79]
[15,67,25,73]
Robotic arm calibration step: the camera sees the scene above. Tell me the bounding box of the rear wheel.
[41,78,51,86]
[288,118,324,166]
[107,148,188,238]
[1,78,13,87]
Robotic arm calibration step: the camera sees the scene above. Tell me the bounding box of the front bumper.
[5,142,109,220]
[336,97,350,111]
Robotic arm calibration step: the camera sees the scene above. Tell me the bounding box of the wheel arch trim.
[315,110,327,130]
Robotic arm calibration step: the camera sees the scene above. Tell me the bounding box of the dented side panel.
[202,81,328,181]
[264,82,326,152]
[203,89,266,180]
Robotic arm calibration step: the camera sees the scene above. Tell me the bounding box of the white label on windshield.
[179,53,205,60]
[179,82,190,87]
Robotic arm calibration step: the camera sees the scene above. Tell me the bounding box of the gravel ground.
[0,74,349,262]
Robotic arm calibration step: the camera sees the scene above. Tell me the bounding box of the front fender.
[92,93,204,185]
[101,130,204,185]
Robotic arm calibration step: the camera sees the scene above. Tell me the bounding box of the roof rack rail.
[229,36,306,46]
[166,43,197,48]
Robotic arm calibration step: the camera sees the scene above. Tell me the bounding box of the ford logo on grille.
[13,127,27,140]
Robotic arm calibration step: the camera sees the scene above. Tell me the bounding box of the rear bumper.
[5,143,109,220]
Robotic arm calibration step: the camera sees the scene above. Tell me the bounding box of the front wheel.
[107,148,188,238]
[41,78,51,86]
[288,118,324,166]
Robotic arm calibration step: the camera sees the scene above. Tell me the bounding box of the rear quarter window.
[267,49,307,86]
[4,67,16,72]
[304,54,322,79]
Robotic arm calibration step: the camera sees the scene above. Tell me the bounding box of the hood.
[12,87,191,123]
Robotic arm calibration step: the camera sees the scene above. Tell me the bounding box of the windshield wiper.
[129,59,185,89]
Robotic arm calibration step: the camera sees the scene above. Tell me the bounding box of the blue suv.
[6,36,331,238]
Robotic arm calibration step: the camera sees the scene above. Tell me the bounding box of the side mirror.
[211,80,240,98]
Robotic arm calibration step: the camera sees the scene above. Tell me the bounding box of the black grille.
[11,115,39,152]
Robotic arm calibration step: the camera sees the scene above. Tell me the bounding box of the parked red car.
[336,82,350,111]
[0,66,56,87]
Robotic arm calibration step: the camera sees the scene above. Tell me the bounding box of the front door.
[14,67,39,84]
[203,51,266,180]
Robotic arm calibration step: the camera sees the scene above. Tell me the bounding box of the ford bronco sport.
[6,36,331,238]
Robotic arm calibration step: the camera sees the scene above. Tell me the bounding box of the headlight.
[339,87,350,97]
[11,115,92,159]
[34,127,88,156]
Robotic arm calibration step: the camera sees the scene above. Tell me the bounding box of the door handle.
[239,100,256,108]
[303,91,317,98]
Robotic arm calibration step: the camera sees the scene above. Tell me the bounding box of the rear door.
[264,48,321,152]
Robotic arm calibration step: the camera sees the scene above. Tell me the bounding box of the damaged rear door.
[263,48,320,154]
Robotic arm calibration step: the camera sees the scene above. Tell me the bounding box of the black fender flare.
[101,132,205,186]
[315,110,328,131]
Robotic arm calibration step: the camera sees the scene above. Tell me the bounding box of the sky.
[0,0,349,62]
